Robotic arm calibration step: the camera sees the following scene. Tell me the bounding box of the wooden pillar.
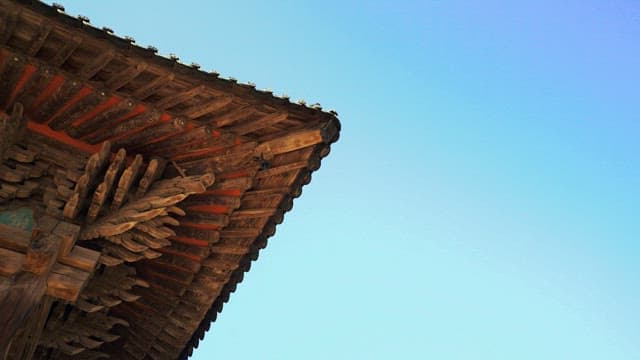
[0,216,57,358]
[0,273,47,358]
[0,214,98,359]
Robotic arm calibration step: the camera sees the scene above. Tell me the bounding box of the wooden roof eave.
[0,1,342,358]
[3,0,341,128]
[177,129,338,359]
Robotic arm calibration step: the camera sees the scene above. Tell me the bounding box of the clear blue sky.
[54,1,639,359]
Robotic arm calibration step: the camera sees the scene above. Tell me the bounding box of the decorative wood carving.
[0,1,340,358]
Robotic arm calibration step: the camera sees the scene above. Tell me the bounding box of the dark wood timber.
[0,1,340,359]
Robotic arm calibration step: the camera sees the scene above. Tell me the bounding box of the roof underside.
[0,0,340,358]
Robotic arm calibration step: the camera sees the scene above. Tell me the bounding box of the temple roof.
[0,0,340,358]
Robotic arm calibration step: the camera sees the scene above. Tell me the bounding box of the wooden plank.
[242,186,289,199]
[22,233,61,275]
[229,112,287,135]
[254,160,309,179]
[219,228,261,239]
[180,213,229,228]
[0,247,24,276]
[52,221,80,258]
[111,118,186,149]
[47,89,111,131]
[209,243,249,255]
[182,194,241,210]
[50,262,90,281]
[208,105,256,128]
[230,208,277,220]
[0,272,47,355]
[50,36,82,67]
[21,296,53,360]
[0,224,31,253]
[68,98,136,138]
[1,102,25,149]
[255,128,324,156]
[156,133,237,167]
[26,22,53,56]
[0,54,27,108]
[0,7,19,44]
[173,227,220,243]
[181,96,233,119]
[84,109,162,144]
[46,272,85,302]
[58,246,100,273]
[105,62,147,90]
[134,125,212,155]
[14,65,56,111]
[155,84,205,109]
[132,72,175,99]
[30,77,83,123]
[171,140,256,167]
[78,49,115,80]
[0,165,25,183]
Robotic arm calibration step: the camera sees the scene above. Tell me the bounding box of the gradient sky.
[52,1,639,359]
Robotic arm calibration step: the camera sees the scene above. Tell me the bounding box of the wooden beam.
[50,36,82,67]
[23,231,62,276]
[0,54,27,108]
[14,66,56,111]
[230,208,277,220]
[0,102,26,160]
[30,77,83,123]
[0,272,47,357]
[133,125,212,156]
[219,228,261,239]
[254,160,309,179]
[58,246,100,273]
[0,7,20,45]
[26,22,53,56]
[78,49,116,80]
[68,98,136,138]
[181,96,233,119]
[255,127,324,156]
[105,62,147,91]
[0,224,31,253]
[0,248,24,276]
[52,221,80,258]
[84,109,161,144]
[155,84,205,109]
[208,105,256,128]
[18,296,53,360]
[46,263,90,302]
[47,88,111,131]
[132,72,175,100]
[111,118,186,149]
[229,112,287,136]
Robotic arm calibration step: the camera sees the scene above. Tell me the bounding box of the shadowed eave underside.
[0,1,341,359]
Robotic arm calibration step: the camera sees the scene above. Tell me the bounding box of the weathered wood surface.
[0,103,26,160]
[0,224,30,252]
[0,1,340,358]
[0,273,47,357]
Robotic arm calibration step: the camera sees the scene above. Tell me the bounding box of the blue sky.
[55,1,639,359]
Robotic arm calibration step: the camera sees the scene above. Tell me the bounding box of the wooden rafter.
[0,1,340,358]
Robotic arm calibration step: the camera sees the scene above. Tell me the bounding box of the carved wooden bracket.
[0,215,100,358]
